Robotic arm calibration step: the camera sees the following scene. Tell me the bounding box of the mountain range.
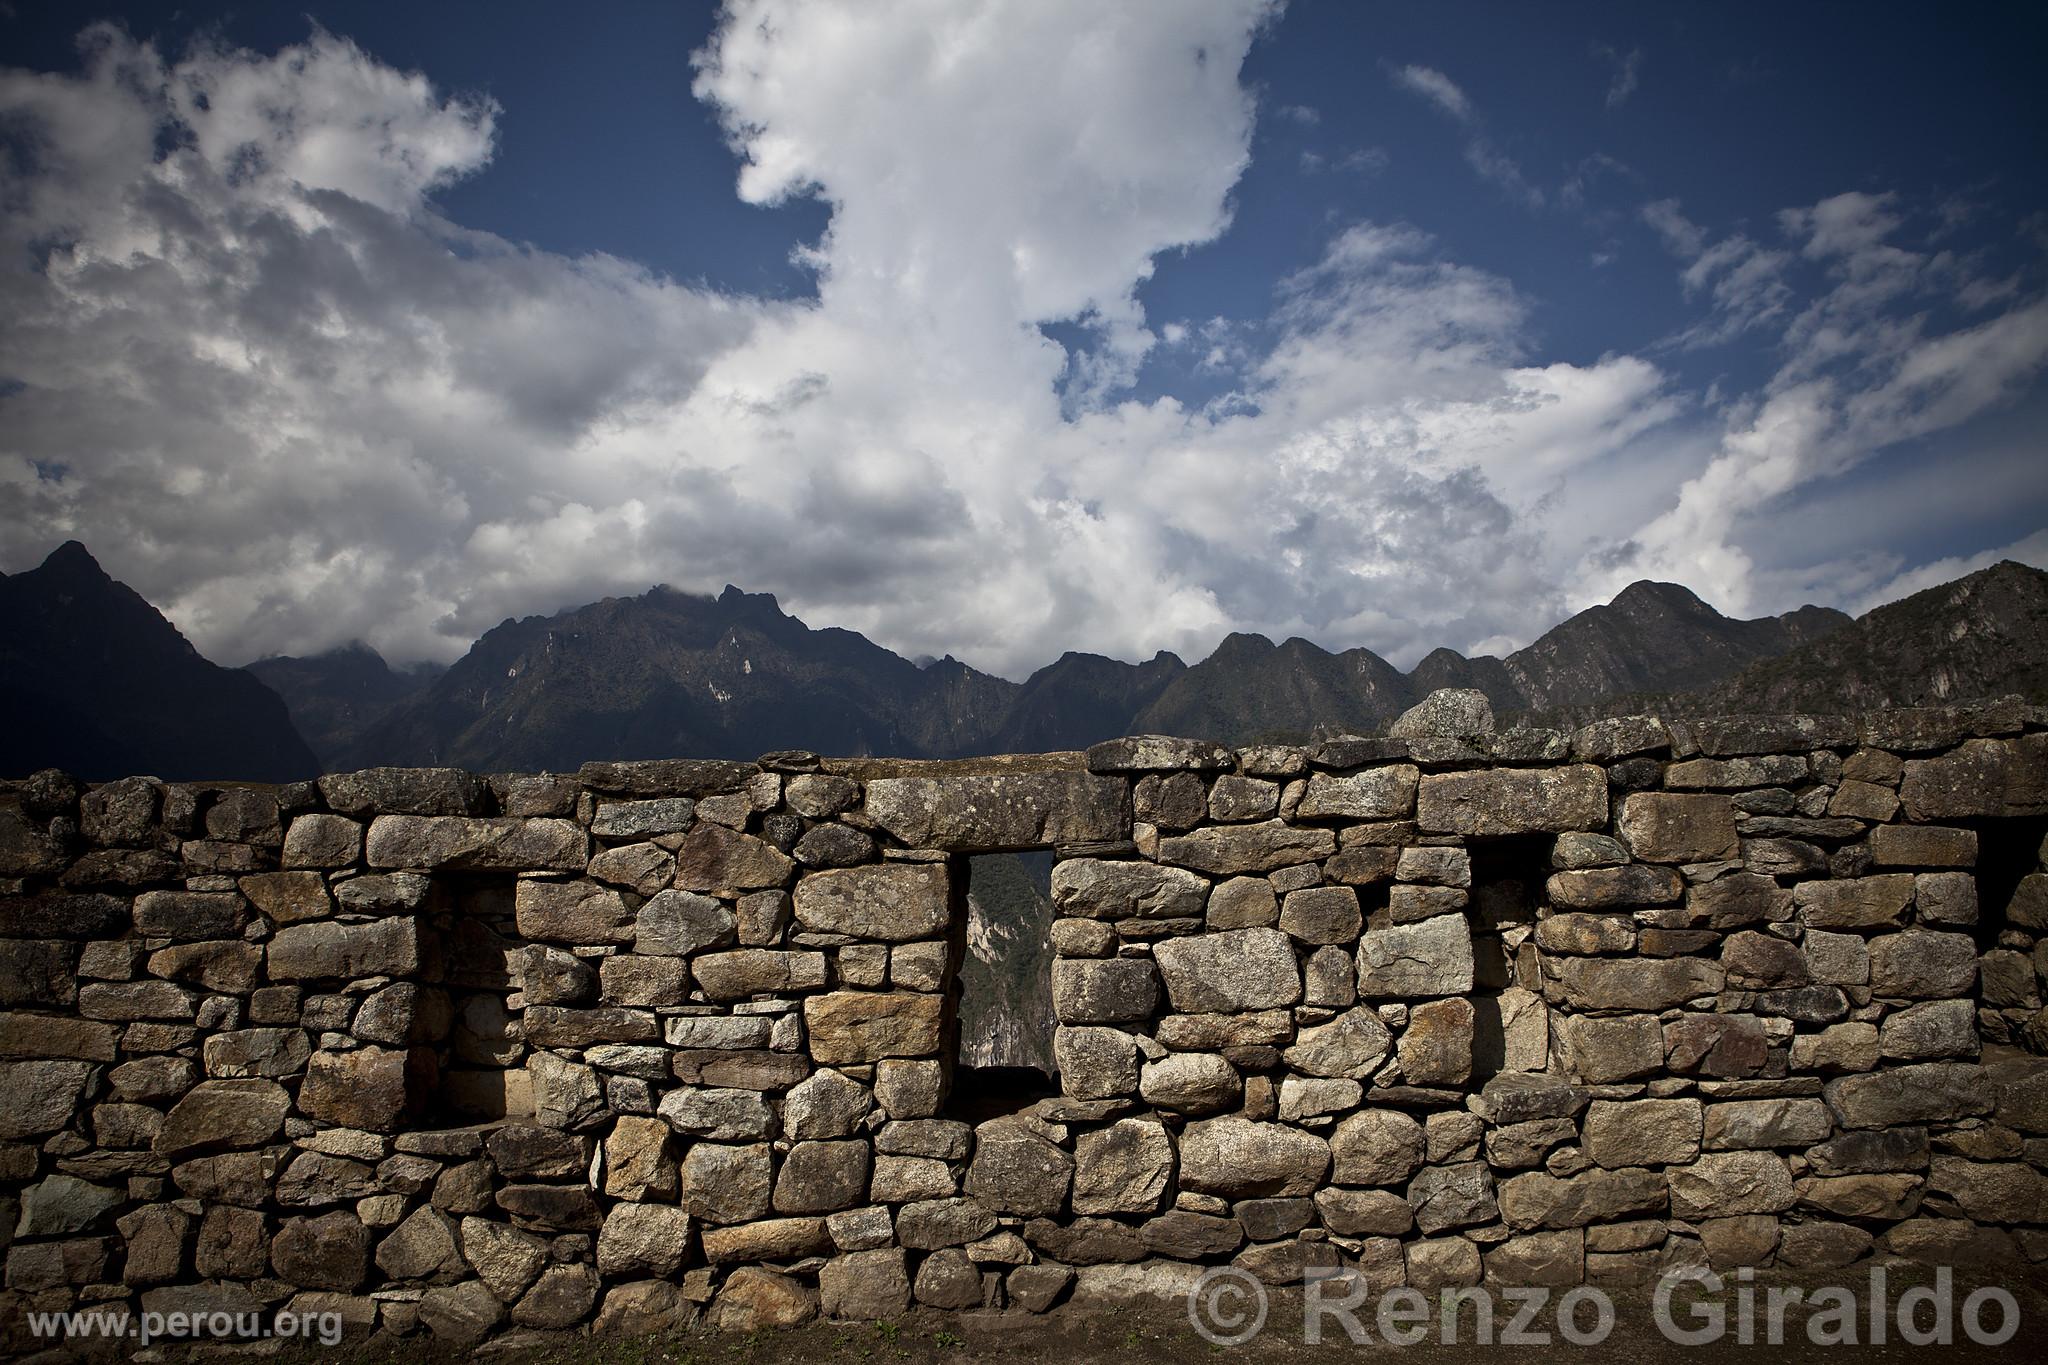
[3,540,2044,780]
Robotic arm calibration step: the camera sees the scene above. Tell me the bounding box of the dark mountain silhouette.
[1700,560,2048,713]
[0,542,317,782]
[1498,580,1850,711]
[245,642,441,771]
[992,651,1187,753]
[1131,633,1415,742]
[341,585,1033,771]
[12,542,2037,781]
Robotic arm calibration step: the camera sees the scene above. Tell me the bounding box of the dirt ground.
[245,1266,2048,1365]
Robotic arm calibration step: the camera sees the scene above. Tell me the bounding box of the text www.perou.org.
[27,1304,345,1347]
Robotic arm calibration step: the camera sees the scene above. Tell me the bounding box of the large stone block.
[966,1117,1073,1216]
[863,771,1126,851]
[1546,865,1683,909]
[1139,1052,1240,1114]
[578,757,755,796]
[267,918,420,980]
[1356,914,1473,998]
[1497,1168,1668,1230]
[1280,885,1363,943]
[1794,875,1914,929]
[690,949,826,999]
[366,816,584,870]
[0,891,128,939]
[1085,736,1234,772]
[1067,1119,1175,1218]
[634,889,736,955]
[1544,957,1723,1011]
[1666,1151,1795,1219]
[1051,859,1206,921]
[1553,1014,1663,1083]
[774,1140,870,1215]
[1295,767,1419,821]
[1824,1062,1992,1128]
[1179,1118,1329,1198]
[156,1079,290,1156]
[1867,930,1977,998]
[819,1248,912,1321]
[1416,766,1607,835]
[1899,734,2048,820]
[1408,1161,1497,1234]
[1284,1008,1393,1080]
[596,1202,693,1277]
[0,1059,93,1138]
[318,768,485,817]
[271,1211,371,1291]
[672,823,795,891]
[1051,958,1160,1023]
[794,862,950,940]
[803,992,945,1064]
[1154,928,1301,1012]
[1157,821,1337,875]
[298,1049,430,1132]
[1055,1026,1140,1100]
[1582,1099,1702,1168]
[1618,793,1738,863]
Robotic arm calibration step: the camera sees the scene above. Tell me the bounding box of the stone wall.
[3,696,2047,1346]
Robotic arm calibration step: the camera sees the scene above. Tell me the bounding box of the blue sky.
[2,1,2043,676]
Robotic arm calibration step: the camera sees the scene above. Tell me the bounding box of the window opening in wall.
[1463,834,1553,1081]
[950,851,1059,1121]
[426,872,531,1122]
[1972,815,2048,1054]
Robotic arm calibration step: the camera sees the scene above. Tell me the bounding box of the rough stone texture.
[863,771,1126,850]
[1072,1119,1176,1215]
[1618,792,1739,863]
[1582,1099,1702,1168]
[965,1118,1074,1216]
[1417,766,1606,835]
[1296,767,1420,821]
[4,711,2040,1342]
[802,992,945,1065]
[1180,1118,1330,1197]
[1158,821,1337,874]
[1155,928,1301,1012]
[1052,958,1160,1023]
[1329,1109,1425,1186]
[819,1248,912,1320]
[673,823,795,891]
[1053,858,1207,921]
[1356,914,1474,997]
[793,861,949,940]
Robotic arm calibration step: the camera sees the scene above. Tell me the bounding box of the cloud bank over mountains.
[1,1,2042,679]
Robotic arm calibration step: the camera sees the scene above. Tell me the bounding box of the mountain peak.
[717,582,785,617]
[38,539,113,583]
[1608,579,1712,617]
[1209,631,1277,661]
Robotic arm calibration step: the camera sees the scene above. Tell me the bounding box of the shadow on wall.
[433,873,532,1123]
[1974,816,2048,1049]
[1466,834,1551,1081]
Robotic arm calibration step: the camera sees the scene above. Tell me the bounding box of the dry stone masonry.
[2,691,2047,1346]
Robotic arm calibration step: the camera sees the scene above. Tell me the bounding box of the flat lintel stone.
[1085,736,1235,773]
[862,772,1126,852]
